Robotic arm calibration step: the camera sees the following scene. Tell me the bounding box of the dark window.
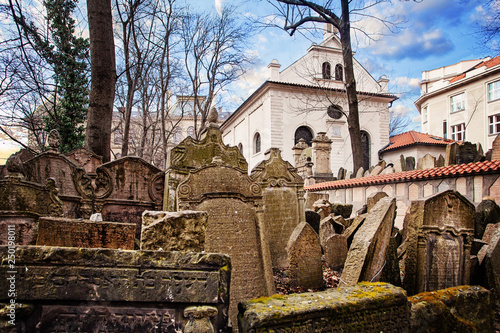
[327,104,343,119]
[322,62,331,80]
[443,120,447,139]
[335,64,343,81]
[361,130,370,171]
[294,126,313,146]
[254,133,261,154]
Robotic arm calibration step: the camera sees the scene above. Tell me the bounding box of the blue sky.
[206,0,495,132]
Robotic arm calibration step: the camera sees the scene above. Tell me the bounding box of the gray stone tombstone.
[370,165,383,176]
[436,154,445,167]
[380,165,395,175]
[484,227,500,299]
[417,153,436,170]
[330,202,353,218]
[340,197,396,286]
[250,148,305,268]
[445,142,458,166]
[177,160,274,328]
[324,234,348,269]
[456,142,477,164]
[355,167,364,178]
[305,209,321,234]
[401,190,474,295]
[366,191,389,212]
[475,198,500,239]
[405,156,415,171]
[287,222,323,290]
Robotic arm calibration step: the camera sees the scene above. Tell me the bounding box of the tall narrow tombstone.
[287,222,323,290]
[475,198,500,239]
[436,154,445,167]
[484,227,500,298]
[177,159,274,328]
[405,156,415,171]
[340,197,396,286]
[445,142,458,166]
[456,142,477,164]
[250,148,305,268]
[401,190,474,295]
[324,234,348,269]
[305,209,321,234]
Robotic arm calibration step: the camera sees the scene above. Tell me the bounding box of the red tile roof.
[305,159,500,191]
[382,131,456,152]
[448,55,500,83]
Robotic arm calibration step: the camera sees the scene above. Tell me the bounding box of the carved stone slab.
[0,246,231,332]
[36,217,136,250]
[238,282,409,333]
[401,190,474,295]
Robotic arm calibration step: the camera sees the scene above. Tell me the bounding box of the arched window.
[294,126,313,146]
[322,62,331,80]
[187,126,195,138]
[238,143,243,155]
[335,64,343,81]
[361,130,370,171]
[254,133,261,154]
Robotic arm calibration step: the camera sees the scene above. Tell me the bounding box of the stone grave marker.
[456,142,477,164]
[401,190,474,295]
[485,227,500,299]
[330,202,353,218]
[177,160,274,328]
[36,217,136,250]
[417,153,436,170]
[249,148,305,268]
[324,234,348,269]
[64,147,102,176]
[312,199,331,220]
[483,222,500,244]
[370,165,383,176]
[380,165,395,175]
[436,154,445,167]
[0,246,231,332]
[305,209,321,234]
[406,156,415,171]
[366,191,388,211]
[355,167,364,178]
[340,197,396,286]
[141,210,208,252]
[492,134,500,160]
[343,213,366,248]
[475,197,500,239]
[287,222,323,290]
[445,142,458,166]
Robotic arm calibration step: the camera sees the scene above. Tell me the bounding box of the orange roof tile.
[382,131,456,152]
[448,55,500,83]
[449,73,465,83]
[305,159,500,191]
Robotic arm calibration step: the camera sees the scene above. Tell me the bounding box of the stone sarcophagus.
[0,246,230,332]
[402,190,475,295]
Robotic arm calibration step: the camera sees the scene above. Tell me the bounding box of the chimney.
[268,59,281,81]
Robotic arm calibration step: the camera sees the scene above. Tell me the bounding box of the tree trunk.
[85,0,116,162]
[340,0,363,173]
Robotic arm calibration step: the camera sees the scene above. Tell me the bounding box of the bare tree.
[389,108,411,136]
[181,5,253,139]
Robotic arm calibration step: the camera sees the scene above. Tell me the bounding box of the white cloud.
[237,65,269,97]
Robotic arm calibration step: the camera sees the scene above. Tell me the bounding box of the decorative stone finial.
[207,107,218,124]
[6,154,23,174]
[47,129,61,151]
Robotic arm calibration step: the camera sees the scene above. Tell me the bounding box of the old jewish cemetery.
[1,123,500,332]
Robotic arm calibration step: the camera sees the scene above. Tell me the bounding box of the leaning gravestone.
[177,159,274,328]
[340,197,396,286]
[401,190,475,295]
[366,191,388,211]
[324,234,348,269]
[249,148,305,268]
[319,216,335,248]
[305,209,321,234]
[141,210,208,252]
[287,222,323,290]
[484,227,500,299]
[475,198,500,239]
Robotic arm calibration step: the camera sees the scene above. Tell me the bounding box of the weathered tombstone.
[0,246,231,332]
[238,283,410,333]
[445,142,458,166]
[401,190,475,295]
[305,209,321,234]
[416,153,436,170]
[319,217,335,247]
[177,160,274,328]
[436,154,445,167]
[343,213,366,248]
[456,142,477,164]
[366,191,388,212]
[250,148,305,268]
[36,217,136,250]
[363,169,370,177]
[380,165,395,175]
[355,167,364,178]
[324,234,348,269]
[405,156,415,171]
[330,202,353,218]
[287,222,323,290]
[337,167,346,180]
[311,132,333,180]
[340,197,396,286]
[94,157,165,240]
[165,125,248,211]
[482,222,500,244]
[370,164,383,176]
[474,142,485,162]
[379,235,401,286]
[475,197,500,239]
[141,211,208,252]
[312,199,331,220]
[492,134,500,161]
[397,154,406,173]
[64,147,103,176]
[304,192,329,211]
[484,227,500,300]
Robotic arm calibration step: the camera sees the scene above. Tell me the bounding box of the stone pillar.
[292,139,308,167]
[311,132,333,183]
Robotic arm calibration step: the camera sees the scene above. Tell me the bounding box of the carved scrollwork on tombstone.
[46,178,63,217]
[148,172,165,203]
[178,184,192,197]
[183,306,218,333]
[73,168,95,199]
[95,168,112,199]
[250,183,262,196]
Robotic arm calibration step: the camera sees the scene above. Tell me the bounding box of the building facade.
[220,31,396,175]
[415,56,500,152]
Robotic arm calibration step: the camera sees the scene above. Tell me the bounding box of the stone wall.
[0,246,230,332]
[314,172,500,228]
